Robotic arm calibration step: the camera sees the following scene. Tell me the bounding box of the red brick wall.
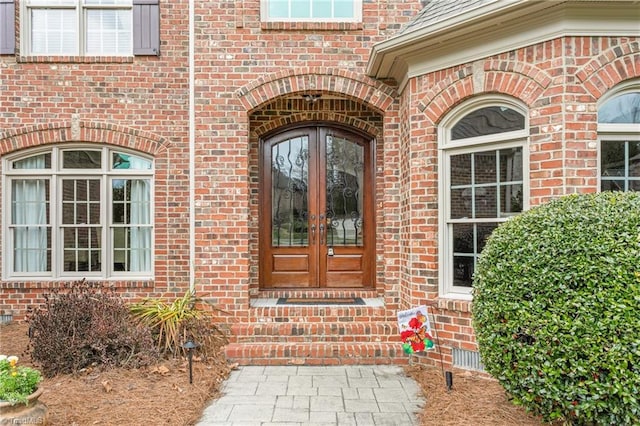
[409,36,639,366]
[0,1,193,317]
[1,1,638,371]
[0,1,421,324]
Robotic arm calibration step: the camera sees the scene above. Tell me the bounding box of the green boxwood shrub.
[472,192,640,425]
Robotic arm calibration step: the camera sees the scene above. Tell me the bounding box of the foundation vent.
[452,348,484,372]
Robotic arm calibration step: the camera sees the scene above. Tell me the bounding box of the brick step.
[254,289,382,299]
[224,342,409,366]
[247,305,392,323]
[230,322,400,343]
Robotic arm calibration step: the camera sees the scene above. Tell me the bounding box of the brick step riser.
[230,323,399,339]
[255,290,382,299]
[234,336,400,343]
[224,342,408,366]
[248,305,390,320]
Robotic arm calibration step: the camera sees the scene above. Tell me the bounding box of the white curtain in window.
[13,156,48,272]
[128,157,151,271]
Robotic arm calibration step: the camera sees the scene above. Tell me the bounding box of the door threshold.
[250,297,384,308]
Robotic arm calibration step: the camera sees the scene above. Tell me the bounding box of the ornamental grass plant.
[0,355,42,405]
[130,290,227,358]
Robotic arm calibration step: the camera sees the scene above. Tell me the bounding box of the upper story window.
[260,0,362,22]
[598,84,640,192]
[18,0,159,57]
[439,99,529,299]
[3,146,154,280]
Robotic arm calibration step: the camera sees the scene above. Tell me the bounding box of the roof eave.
[366,0,553,85]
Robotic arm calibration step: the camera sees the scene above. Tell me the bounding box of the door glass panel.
[271,137,309,247]
[325,135,363,246]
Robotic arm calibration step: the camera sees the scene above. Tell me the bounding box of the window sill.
[261,21,363,31]
[17,56,135,64]
[1,279,154,289]
[436,295,473,313]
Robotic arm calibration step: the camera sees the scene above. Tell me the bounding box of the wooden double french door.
[259,126,374,288]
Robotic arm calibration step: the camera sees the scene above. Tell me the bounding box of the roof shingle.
[398,0,499,35]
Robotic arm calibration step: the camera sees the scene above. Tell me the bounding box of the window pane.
[334,0,354,18]
[272,137,309,247]
[474,152,496,184]
[601,141,626,177]
[63,227,101,272]
[313,0,331,18]
[453,223,473,253]
[11,180,50,225]
[112,152,152,170]
[31,9,77,55]
[500,184,523,215]
[629,141,640,177]
[500,148,523,182]
[291,0,311,18]
[629,180,640,191]
[13,154,51,169]
[598,93,640,123]
[61,179,101,225]
[453,256,474,287]
[84,0,132,5]
[450,188,472,219]
[477,223,498,253]
[63,150,102,169]
[11,179,51,273]
[86,9,132,55]
[268,0,289,18]
[266,0,355,20]
[450,154,471,186]
[475,186,497,218]
[129,180,151,224]
[109,177,151,272]
[452,106,525,140]
[601,179,625,192]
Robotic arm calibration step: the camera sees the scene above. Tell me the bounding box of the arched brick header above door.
[576,40,640,98]
[252,112,381,139]
[236,68,396,114]
[0,121,170,157]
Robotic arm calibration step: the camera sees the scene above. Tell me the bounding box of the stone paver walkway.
[197,365,425,426]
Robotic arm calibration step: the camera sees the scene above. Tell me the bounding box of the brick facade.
[1,1,639,368]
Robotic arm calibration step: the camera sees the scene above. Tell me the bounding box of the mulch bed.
[1,322,231,425]
[2,322,548,425]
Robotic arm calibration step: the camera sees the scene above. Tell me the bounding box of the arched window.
[598,84,640,192]
[439,98,529,298]
[3,145,153,279]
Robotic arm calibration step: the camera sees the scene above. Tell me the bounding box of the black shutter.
[133,0,160,55]
[0,0,15,55]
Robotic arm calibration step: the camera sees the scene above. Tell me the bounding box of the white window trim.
[597,82,640,192]
[260,0,362,23]
[438,97,529,299]
[2,145,154,281]
[21,0,133,57]
[597,133,640,192]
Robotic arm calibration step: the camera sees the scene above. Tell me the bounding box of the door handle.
[311,223,316,244]
[319,223,325,245]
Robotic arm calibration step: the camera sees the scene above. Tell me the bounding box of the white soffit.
[367,1,640,92]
